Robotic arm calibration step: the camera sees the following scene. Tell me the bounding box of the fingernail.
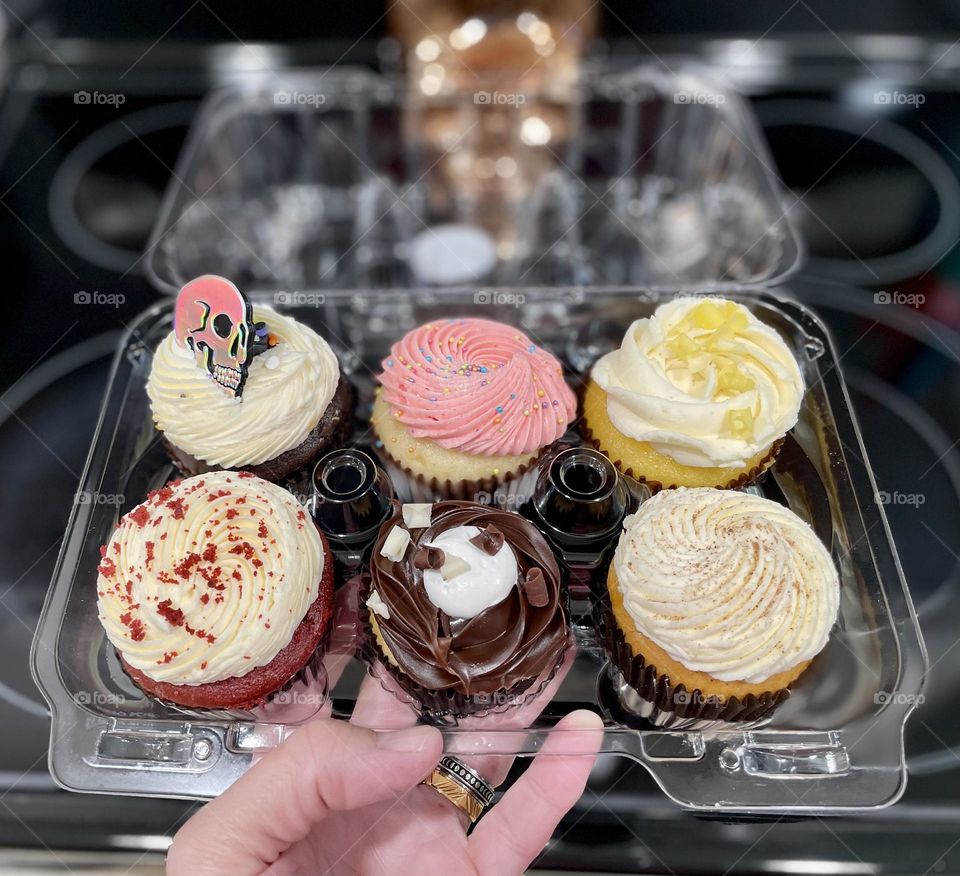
[376,725,438,753]
[565,710,604,730]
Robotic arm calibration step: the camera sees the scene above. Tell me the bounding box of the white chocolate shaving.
[440,552,470,581]
[402,503,433,528]
[380,525,411,562]
[367,589,391,620]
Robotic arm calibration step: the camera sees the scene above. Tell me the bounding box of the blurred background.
[1,1,960,872]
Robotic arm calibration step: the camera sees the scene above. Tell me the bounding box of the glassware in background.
[389,0,597,283]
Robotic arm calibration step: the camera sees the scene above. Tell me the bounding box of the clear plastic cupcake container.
[143,64,800,296]
[32,287,926,813]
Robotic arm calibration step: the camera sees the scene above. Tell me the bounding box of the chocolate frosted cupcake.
[96,471,335,710]
[363,500,569,716]
[602,488,839,726]
[148,275,353,483]
[371,318,576,498]
[582,297,803,490]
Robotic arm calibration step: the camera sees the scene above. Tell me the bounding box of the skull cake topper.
[174,275,254,398]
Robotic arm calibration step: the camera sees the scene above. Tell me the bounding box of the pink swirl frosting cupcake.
[372,318,576,495]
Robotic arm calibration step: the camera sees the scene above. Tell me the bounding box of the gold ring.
[422,756,495,824]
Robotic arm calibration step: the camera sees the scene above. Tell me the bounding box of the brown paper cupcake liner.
[579,417,783,494]
[596,595,789,727]
[161,374,356,487]
[358,576,568,721]
[371,440,552,505]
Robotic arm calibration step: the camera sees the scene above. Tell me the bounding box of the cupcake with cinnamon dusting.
[362,500,570,716]
[371,318,576,497]
[603,487,839,724]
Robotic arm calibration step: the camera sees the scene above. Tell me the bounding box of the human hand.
[167,705,601,875]
[168,574,602,875]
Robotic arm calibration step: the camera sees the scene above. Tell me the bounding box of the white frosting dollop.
[96,471,324,685]
[612,488,839,684]
[422,525,518,619]
[147,306,340,468]
[591,297,803,468]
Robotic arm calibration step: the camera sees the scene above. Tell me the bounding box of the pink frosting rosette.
[379,319,576,457]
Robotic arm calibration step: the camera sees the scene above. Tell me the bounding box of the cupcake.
[96,471,335,710]
[582,297,803,490]
[603,487,839,724]
[148,275,353,483]
[371,318,576,498]
[363,500,569,716]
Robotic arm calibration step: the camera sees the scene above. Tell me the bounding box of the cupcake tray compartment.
[144,65,800,296]
[32,288,926,812]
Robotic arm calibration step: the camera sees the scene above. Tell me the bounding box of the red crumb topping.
[173,552,202,579]
[229,542,255,561]
[238,472,255,479]
[202,543,217,563]
[157,599,185,626]
[200,566,224,589]
[148,485,174,504]
[98,556,116,578]
[166,498,187,519]
[225,508,239,519]
[200,593,210,605]
[144,541,155,565]
[129,506,150,528]
[119,610,146,641]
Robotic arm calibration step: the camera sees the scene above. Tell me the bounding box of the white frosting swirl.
[591,297,803,468]
[422,525,518,619]
[97,471,324,685]
[612,488,839,684]
[147,306,340,468]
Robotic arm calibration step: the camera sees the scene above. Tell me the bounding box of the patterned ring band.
[422,756,496,824]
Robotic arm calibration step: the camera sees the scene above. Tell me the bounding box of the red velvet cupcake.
[96,471,334,710]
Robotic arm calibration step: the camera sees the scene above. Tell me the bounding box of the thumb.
[168,719,442,876]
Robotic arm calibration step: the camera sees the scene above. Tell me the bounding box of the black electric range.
[2,25,960,874]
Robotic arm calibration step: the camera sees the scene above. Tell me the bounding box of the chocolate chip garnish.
[469,524,504,556]
[521,568,549,607]
[413,546,445,570]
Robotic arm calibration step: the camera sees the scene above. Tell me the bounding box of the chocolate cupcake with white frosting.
[147,275,353,483]
[362,500,570,717]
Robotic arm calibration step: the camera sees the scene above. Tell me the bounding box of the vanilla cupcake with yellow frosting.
[148,276,353,483]
[582,297,803,490]
[603,487,839,724]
